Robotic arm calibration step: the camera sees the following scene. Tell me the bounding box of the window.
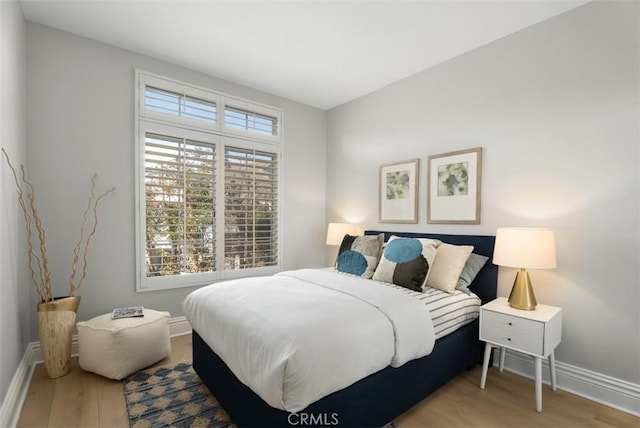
[136,71,282,291]
[224,106,277,136]
[145,87,216,124]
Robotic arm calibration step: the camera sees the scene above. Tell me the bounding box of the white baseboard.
[168,315,192,337]
[493,348,640,417]
[0,316,192,428]
[0,345,36,428]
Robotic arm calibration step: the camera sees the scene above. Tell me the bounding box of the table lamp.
[325,223,361,246]
[326,223,361,266]
[493,227,557,310]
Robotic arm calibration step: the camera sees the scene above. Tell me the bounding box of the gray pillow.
[456,253,489,294]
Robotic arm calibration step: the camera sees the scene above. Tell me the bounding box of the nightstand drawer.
[480,324,544,355]
[482,310,544,338]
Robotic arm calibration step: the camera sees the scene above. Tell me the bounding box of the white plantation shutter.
[136,71,282,291]
[144,133,216,277]
[224,147,278,269]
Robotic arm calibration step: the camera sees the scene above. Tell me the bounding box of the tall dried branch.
[69,174,97,291]
[69,184,115,296]
[21,166,52,300]
[4,148,114,301]
[1,149,48,301]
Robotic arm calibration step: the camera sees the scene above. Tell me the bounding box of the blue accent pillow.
[336,234,384,278]
[383,238,423,263]
[337,250,369,276]
[373,238,429,292]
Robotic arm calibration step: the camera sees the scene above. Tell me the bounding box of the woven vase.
[37,296,81,378]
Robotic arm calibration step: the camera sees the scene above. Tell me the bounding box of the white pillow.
[425,243,474,293]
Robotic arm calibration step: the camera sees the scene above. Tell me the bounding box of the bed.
[186,231,497,427]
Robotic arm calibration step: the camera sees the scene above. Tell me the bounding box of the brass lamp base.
[508,268,537,310]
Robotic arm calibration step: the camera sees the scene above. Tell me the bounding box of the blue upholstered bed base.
[192,232,497,427]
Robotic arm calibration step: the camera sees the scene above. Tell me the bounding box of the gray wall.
[25,23,327,340]
[327,1,639,383]
[0,0,29,405]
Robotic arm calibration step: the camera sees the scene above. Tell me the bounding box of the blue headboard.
[365,230,497,304]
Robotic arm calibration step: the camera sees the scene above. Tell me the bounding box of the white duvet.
[183,269,435,412]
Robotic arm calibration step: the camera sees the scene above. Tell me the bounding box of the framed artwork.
[379,159,419,223]
[427,147,482,224]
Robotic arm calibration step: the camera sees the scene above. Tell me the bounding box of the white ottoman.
[77,309,171,380]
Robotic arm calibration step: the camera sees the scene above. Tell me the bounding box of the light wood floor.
[18,334,639,427]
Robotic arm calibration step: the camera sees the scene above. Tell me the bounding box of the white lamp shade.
[493,227,557,269]
[326,223,361,245]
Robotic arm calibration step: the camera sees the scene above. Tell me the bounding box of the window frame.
[135,70,283,292]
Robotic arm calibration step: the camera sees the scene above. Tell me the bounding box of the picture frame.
[379,159,419,223]
[427,147,482,224]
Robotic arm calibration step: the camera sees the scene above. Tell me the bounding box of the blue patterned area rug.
[124,362,235,428]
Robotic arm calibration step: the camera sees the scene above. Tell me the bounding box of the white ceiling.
[20,0,589,110]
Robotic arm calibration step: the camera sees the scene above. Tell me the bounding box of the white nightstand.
[479,297,562,412]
